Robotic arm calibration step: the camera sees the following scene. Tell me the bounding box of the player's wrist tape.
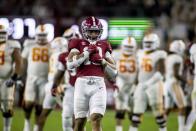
[11,73,18,81]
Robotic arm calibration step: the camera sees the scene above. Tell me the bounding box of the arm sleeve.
[102,51,117,81]
[66,50,89,70]
[105,51,113,59]
[106,41,112,54]
[104,63,118,82]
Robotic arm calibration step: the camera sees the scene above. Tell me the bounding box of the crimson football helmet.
[81,16,103,42]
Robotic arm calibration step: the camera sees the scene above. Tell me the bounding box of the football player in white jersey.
[50,52,77,131]
[129,33,167,131]
[63,26,82,40]
[185,43,196,131]
[22,24,52,131]
[164,40,186,131]
[37,37,68,131]
[113,36,138,131]
[0,24,22,131]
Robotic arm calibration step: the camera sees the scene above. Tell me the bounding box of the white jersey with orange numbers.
[48,52,61,81]
[0,40,21,78]
[137,50,167,83]
[190,44,196,93]
[22,39,51,77]
[113,49,137,84]
[165,54,183,79]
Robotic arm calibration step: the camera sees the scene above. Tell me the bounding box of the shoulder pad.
[23,39,35,47]
[7,40,21,49]
[157,50,167,59]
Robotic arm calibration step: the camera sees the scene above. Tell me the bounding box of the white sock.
[186,111,196,131]
[159,127,167,131]
[24,119,31,131]
[3,117,12,131]
[178,115,185,131]
[129,126,138,131]
[33,124,39,131]
[116,125,122,131]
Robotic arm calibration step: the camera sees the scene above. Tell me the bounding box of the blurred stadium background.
[0,0,196,130]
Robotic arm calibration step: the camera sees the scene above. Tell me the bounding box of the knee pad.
[131,114,142,127]
[63,117,73,128]
[115,110,126,119]
[2,110,13,118]
[156,115,166,128]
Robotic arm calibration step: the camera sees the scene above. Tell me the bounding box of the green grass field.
[0,108,196,131]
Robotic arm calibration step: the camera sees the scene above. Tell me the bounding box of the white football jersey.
[22,39,51,77]
[138,50,167,83]
[165,54,183,79]
[113,50,137,84]
[48,52,61,81]
[0,40,21,78]
[190,44,196,75]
